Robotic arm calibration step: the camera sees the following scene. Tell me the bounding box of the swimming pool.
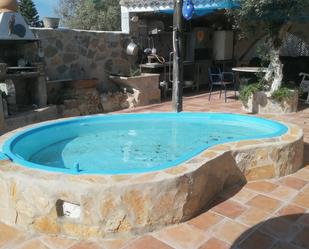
[3,113,288,174]
[0,113,303,239]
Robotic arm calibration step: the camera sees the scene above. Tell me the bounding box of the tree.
[230,0,309,93]
[19,0,41,27]
[56,0,121,31]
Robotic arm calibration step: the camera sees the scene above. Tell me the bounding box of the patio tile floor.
[0,91,309,249]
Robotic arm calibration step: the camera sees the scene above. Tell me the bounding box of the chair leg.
[209,85,213,101]
[219,86,222,99]
[306,93,309,104]
[224,85,227,103]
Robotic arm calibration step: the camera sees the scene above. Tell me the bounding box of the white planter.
[43,17,60,29]
[242,90,298,114]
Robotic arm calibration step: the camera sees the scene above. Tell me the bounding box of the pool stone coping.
[0,117,304,239]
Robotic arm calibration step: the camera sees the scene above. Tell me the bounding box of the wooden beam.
[172,0,184,112]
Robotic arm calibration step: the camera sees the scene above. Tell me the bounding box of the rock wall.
[31,28,135,91]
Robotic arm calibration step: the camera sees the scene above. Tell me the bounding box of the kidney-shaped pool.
[3,112,288,174]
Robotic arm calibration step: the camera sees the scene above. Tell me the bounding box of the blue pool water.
[2,113,287,174]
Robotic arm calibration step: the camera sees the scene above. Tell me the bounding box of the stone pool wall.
[0,120,304,239]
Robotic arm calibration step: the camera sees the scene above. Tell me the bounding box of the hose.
[151,54,166,64]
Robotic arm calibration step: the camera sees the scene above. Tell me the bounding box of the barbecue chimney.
[0,0,37,41]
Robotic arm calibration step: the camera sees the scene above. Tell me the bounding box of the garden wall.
[31,28,135,91]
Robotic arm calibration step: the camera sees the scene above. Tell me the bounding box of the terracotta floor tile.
[19,239,51,249]
[238,231,275,249]
[246,195,282,213]
[123,235,173,249]
[279,177,308,190]
[154,224,207,249]
[187,211,224,231]
[40,236,76,249]
[0,223,28,248]
[291,227,309,249]
[258,217,299,240]
[229,188,257,204]
[269,185,298,201]
[68,241,101,249]
[293,169,309,181]
[213,220,248,245]
[245,181,279,193]
[276,205,306,222]
[292,191,309,209]
[211,200,247,219]
[100,238,130,249]
[198,238,230,249]
[237,207,270,226]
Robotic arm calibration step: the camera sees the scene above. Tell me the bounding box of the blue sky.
[33,0,58,18]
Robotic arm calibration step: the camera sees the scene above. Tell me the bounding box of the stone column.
[32,63,47,107]
[33,76,47,107]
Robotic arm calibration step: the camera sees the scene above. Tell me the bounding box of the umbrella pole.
[172,0,184,112]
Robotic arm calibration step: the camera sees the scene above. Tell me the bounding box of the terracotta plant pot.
[0,0,18,12]
[43,17,60,29]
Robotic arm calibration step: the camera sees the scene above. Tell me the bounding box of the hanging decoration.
[182,0,195,20]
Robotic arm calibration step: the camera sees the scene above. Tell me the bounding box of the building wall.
[31,28,135,91]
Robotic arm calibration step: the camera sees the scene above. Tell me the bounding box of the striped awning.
[120,0,239,13]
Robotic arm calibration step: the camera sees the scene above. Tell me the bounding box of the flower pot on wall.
[43,17,60,29]
[242,90,298,114]
[0,0,18,12]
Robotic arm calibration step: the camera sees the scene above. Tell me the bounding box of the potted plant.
[43,17,60,29]
[240,79,298,114]
[230,0,308,113]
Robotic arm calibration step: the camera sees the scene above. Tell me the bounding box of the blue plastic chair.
[208,67,236,103]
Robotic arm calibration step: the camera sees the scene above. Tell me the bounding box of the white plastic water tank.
[213,31,234,60]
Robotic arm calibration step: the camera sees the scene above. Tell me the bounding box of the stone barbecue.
[0,4,47,129]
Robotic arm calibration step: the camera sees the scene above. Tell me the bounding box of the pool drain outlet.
[56,200,81,219]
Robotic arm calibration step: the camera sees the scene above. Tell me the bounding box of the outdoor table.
[232,67,268,85]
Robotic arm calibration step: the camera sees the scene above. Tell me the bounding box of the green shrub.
[239,82,265,105]
[271,87,293,102]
